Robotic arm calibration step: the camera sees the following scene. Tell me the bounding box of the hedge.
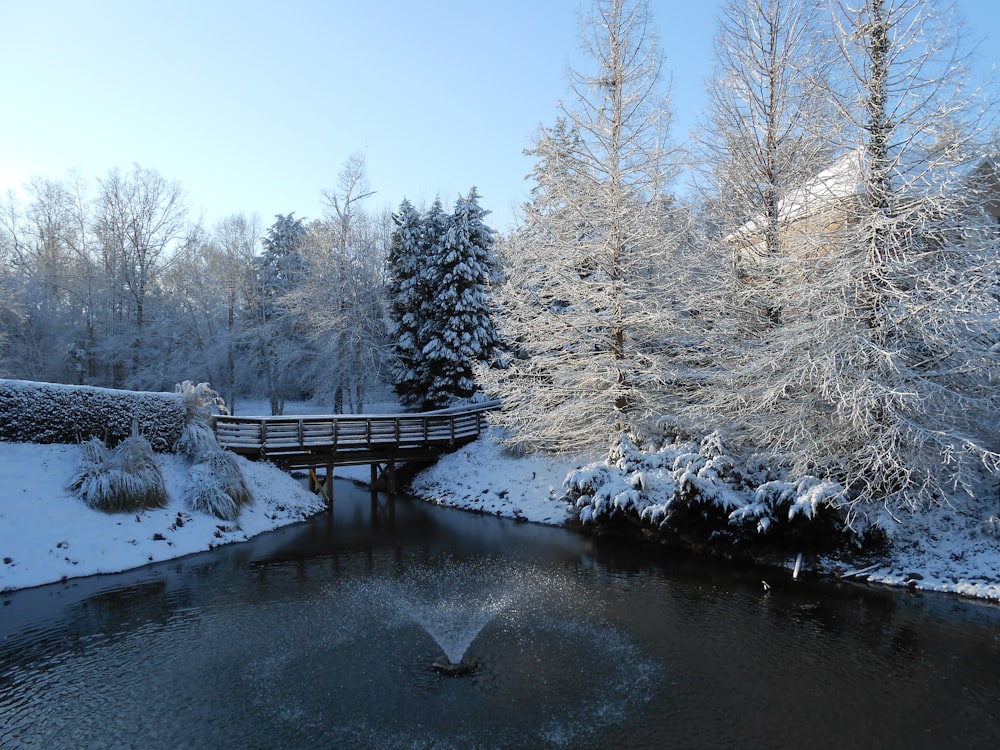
[0,379,186,452]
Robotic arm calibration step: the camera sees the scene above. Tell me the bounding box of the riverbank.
[3,433,999,601]
[410,431,1000,602]
[0,442,326,592]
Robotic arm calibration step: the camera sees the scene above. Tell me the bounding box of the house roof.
[727,148,999,242]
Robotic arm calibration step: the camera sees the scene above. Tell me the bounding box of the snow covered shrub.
[566,428,850,553]
[173,382,228,460]
[176,381,228,422]
[630,415,697,453]
[174,421,220,459]
[183,450,253,521]
[172,382,252,520]
[0,379,185,451]
[727,477,844,543]
[69,435,168,513]
[69,437,108,498]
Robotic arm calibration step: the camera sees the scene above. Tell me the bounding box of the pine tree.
[387,199,429,408]
[258,213,306,304]
[422,188,499,407]
[387,194,499,410]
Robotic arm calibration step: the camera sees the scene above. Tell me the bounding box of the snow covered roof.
[728,148,1000,243]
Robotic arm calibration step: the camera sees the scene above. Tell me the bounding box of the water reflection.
[2,480,1000,749]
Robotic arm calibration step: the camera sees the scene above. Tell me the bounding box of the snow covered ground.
[3,427,999,601]
[0,442,327,592]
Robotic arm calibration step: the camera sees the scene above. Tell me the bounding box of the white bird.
[762,580,771,592]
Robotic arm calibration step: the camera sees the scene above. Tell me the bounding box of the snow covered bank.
[0,442,325,593]
[410,433,594,526]
[410,430,1000,602]
[3,429,998,602]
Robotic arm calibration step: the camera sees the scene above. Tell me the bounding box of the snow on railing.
[212,400,499,457]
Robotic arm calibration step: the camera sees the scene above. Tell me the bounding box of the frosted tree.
[95,165,190,388]
[289,155,391,413]
[212,213,262,411]
[250,213,308,414]
[258,213,307,300]
[422,188,499,408]
[387,193,497,410]
[387,198,431,409]
[712,0,1000,516]
[0,179,81,381]
[700,0,838,260]
[483,0,684,453]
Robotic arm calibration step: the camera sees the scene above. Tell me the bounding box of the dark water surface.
[2,481,999,749]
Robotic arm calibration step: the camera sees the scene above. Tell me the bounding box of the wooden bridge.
[213,400,500,502]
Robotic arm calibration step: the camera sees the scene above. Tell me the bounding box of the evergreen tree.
[251,213,307,414]
[423,188,499,407]
[257,213,306,304]
[413,198,452,401]
[387,194,499,410]
[387,199,428,408]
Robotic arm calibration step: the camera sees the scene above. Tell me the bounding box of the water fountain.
[385,558,521,676]
[430,655,478,676]
[232,554,662,747]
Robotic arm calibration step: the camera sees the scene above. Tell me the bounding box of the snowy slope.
[0,443,325,592]
[3,432,999,602]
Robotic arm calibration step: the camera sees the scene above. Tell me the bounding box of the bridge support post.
[367,461,398,495]
[307,464,335,507]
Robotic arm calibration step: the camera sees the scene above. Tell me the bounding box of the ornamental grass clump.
[173,381,254,521]
[70,435,169,513]
[173,381,226,459]
[184,450,254,521]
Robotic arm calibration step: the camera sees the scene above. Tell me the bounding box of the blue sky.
[1,0,998,233]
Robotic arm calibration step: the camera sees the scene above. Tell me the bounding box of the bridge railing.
[212,399,500,458]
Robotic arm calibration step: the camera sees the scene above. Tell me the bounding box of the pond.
[2,480,999,749]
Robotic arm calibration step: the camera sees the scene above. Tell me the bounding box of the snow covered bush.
[566,428,849,552]
[69,434,169,513]
[174,420,220,460]
[0,379,185,451]
[183,450,253,521]
[173,381,227,459]
[172,381,253,520]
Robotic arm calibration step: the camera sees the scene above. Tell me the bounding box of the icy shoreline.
[410,433,1000,603]
[2,435,999,602]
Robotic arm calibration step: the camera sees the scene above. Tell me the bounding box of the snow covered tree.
[289,155,392,413]
[710,0,1000,516]
[388,193,498,410]
[211,212,262,411]
[387,198,431,408]
[700,0,838,260]
[250,213,308,415]
[95,165,191,388]
[483,0,686,453]
[258,213,307,301]
[422,188,499,407]
[0,178,84,382]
